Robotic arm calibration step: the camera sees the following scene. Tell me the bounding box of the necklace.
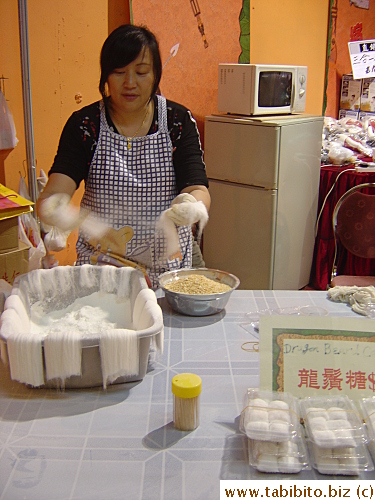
[116,105,150,150]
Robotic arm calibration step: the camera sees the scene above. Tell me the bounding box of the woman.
[37,24,210,288]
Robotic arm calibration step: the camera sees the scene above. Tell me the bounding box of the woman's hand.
[166,192,208,228]
[38,193,86,232]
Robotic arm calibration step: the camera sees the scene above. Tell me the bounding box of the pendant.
[127,140,131,150]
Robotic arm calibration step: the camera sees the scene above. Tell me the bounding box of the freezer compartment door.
[203,180,277,290]
[204,117,280,189]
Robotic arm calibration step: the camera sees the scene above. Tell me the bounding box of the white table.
[0,290,374,499]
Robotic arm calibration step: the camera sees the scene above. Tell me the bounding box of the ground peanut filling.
[164,275,231,294]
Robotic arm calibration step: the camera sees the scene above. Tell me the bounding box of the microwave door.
[255,70,293,115]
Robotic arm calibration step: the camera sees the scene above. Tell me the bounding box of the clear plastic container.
[360,396,375,441]
[308,442,374,475]
[299,395,367,449]
[248,435,310,474]
[172,373,201,431]
[359,396,375,464]
[240,389,301,442]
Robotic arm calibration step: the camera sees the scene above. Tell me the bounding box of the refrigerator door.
[272,117,323,289]
[203,179,277,290]
[204,116,280,189]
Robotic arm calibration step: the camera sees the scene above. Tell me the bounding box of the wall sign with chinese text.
[348,39,375,79]
[259,315,375,401]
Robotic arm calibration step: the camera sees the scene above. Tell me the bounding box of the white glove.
[38,193,86,232]
[39,193,109,240]
[166,193,209,228]
[171,193,197,206]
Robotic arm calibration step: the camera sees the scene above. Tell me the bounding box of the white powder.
[30,292,132,339]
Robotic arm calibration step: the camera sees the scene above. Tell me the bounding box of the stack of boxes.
[360,78,375,120]
[0,184,32,285]
[339,74,375,121]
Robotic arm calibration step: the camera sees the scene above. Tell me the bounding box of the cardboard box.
[360,78,375,112]
[0,240,29,285]
[340,74,362,111]
[0,216,18,253]
[338,109,359,120]
[359,110,375,122]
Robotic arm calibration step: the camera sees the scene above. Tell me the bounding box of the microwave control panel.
[294,66,308,112]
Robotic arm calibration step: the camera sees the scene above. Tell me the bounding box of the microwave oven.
[217,63,308,115]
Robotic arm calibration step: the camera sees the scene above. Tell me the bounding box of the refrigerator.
[203,114,323,290]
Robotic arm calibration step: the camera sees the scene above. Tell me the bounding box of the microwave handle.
[290,81,296,113]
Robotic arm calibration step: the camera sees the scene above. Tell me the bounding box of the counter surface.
[0,290,374,499]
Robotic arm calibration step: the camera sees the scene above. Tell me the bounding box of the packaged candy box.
[248,436,310,474]
[240,389,301,443]
[301,395,373,476]
[308,442,373,476]
[360,396,375,441]
[359,396,375,464]
[300,395,367,449]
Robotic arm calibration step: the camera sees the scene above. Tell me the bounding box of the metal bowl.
[158,268,240,316]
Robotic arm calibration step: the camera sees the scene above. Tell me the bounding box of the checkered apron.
[76,95,192,288]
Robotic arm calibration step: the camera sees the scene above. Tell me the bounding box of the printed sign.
[348,39,375,79]
[259,315,375,400]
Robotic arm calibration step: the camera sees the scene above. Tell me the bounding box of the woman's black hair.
[99,24,162,100]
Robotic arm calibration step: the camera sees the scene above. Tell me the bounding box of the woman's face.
[107,47,155,114]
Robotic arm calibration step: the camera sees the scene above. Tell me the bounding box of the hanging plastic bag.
[43,225,70,252]
[18,176,46,270]
[0,90,18,150]
[37,168,48,198]
[18,215,46,270]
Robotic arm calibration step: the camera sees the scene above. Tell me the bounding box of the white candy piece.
[333,447,355,458]
[306,408,328,420]
[278,441,299,457]
[257,453,279,473]
[327,407,348,420]
[268,409,291,424]
[339,456,359,470]
[278,456,302,474]
[253,441,278,458]
[246,420,269,437]
[247,409,269,423]
[269,420,290,439]
[313,444,333,458]
[309,416,328,431]
[335,429,356,448]
[316,456,340,475]
[326,419,351,431]
[338,461,360,475]
[312,429,337,447]
[269,400,289,410]
[250,398,269,408]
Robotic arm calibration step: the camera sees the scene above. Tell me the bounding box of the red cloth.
[309,165,375,290]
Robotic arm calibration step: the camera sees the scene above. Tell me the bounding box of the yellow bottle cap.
[171,373,202,399]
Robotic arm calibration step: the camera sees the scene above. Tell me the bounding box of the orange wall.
[133,0,329,141]
[133,0,243,143]
[249,0,329,116]
[0,0,107,264]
